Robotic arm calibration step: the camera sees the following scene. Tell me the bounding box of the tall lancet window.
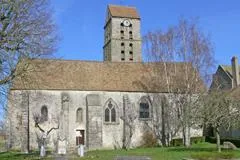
[41,105,48,122]
[104,100,118,123]
[139,97,151,119]
[76,108,83,123]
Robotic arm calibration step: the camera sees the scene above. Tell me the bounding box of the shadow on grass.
[167,147,217,152]
[0,151,41,159]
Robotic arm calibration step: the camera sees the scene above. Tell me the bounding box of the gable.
[220,65,240,78]
[210,65,233,90]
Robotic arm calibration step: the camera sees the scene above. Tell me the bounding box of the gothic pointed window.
[104,100,118,123]
[105,108,110,122]
[111,108,116,122]
[41,106,48,122]
[76,108,83,123]
[139,97,151,119]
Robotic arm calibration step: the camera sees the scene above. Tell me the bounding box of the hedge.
[205,136,240,147]
[171,136,205,146]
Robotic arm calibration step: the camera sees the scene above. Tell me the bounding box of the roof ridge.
[108,4,136,9]
[30,58,190,65]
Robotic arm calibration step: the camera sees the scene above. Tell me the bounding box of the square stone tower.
[103,5,142,62]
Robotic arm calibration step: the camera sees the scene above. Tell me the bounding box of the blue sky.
[51,0,240,66]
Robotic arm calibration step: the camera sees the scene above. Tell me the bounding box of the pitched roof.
[220,65,240,78]
[11,59,204,93]
[108,5,140,19]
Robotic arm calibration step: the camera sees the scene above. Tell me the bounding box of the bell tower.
[103,5,142,62]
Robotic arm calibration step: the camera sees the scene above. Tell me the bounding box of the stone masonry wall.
[8,90,203,151]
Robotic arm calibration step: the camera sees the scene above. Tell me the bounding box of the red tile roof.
[108,5,140,19]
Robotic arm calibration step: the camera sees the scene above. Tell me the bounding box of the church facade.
[7,5,203,152]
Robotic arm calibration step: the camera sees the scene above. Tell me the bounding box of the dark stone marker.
[115,156,151,160]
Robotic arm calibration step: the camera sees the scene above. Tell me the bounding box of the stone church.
[7,5,203,152]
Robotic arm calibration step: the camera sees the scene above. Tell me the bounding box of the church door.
[76,130,84,146]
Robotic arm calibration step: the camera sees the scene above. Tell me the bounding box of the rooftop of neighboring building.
[219,65,240,78]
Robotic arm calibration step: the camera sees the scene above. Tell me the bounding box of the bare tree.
[143,94,181,147]
[33,113,59,157]
[0,0,58,107]
[144,18,215,147]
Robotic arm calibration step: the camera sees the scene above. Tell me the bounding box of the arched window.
[139,98,150,119]
[105,108,110,122]
[104,100,117,123]
[120,30,124,39]
[76,108,83,123]
[41,106,48,122]
[121,50,125,61]
[111,108,116,122]
[129,31,133,39]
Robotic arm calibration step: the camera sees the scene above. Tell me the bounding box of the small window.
[129,31,133,39]
[121,23,124,26]
[121,50,125,54]
[121,30,124,39]
[129,43,133,47]
[41,106,48,122]
[129,51,133,54]
[139,98,150,119]
[121,58,125,61]
[76,108,83,123]
[121,43,124,46]
[129,58,133,61]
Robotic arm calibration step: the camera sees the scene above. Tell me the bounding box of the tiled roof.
[108,5,140,19]
[12,59,204,93]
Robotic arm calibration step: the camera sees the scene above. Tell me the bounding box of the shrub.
[205,136,240,147]
[191,152,235,160]
[171,136,205,146]
[140,131,158,147]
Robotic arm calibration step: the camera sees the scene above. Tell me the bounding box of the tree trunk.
[184,103,191,147]
[185,124,191,147]
[40,138,46,157]
[182,126,186,146]
[216,127,221,152]
[122,96,126,150]
[161,104,166,146]
[40,145,46,157]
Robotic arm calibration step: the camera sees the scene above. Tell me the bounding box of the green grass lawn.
[0,143,239,160]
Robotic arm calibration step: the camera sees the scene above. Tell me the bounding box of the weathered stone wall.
[104,17,142,62]
[8,90,203,151]
[111,18,142,62]
[86,94,102,149]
